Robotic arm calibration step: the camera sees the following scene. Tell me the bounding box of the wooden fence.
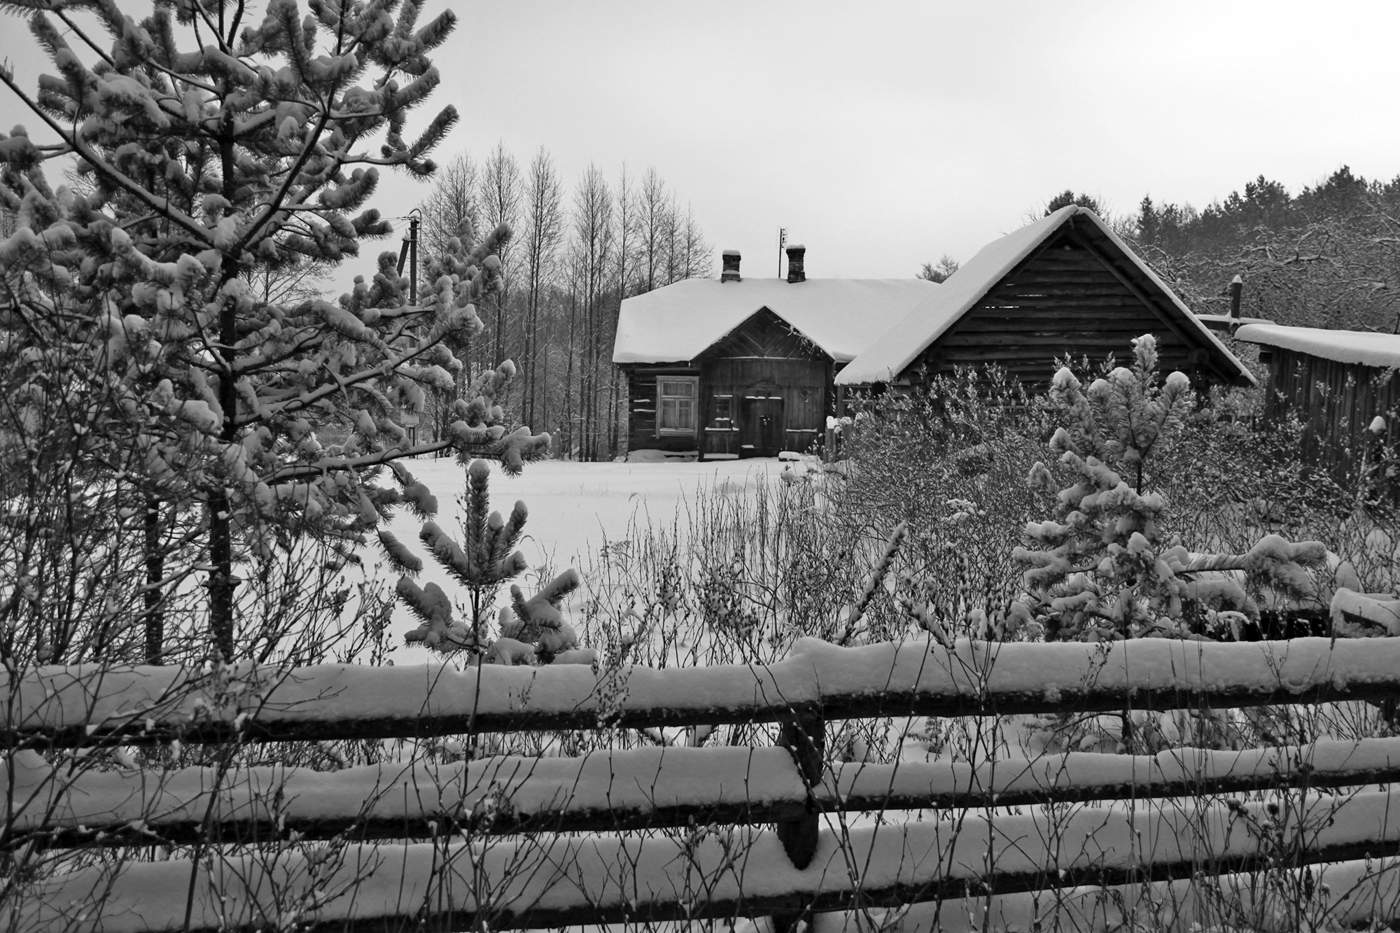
[8,636,1400,931]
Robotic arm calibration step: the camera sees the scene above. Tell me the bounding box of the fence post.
[774,704,825,933]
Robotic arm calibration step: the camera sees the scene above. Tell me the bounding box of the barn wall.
[1265,346,1400,492]
[910,230,1217,388]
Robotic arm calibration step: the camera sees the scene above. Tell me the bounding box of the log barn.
[1234,322,1400,491]
[612,246,932,458]
[835,205,1253,391]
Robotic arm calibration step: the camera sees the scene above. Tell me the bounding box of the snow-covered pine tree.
[387,459,589,665]
[1010,335,1324,642]
[0,1,548,662]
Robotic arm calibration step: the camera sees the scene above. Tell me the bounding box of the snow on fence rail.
[13,791,1400,932]
[9,635,1400,746]
[14,737,1400,851]
[8,635,1400,931]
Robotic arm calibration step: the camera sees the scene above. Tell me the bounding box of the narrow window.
[657,377,698,435]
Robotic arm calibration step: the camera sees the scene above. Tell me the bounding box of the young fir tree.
[0,1,547,662]
[1010,335,1324,642]
[387,459,589,665]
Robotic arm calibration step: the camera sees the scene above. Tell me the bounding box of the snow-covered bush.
[389,460,592,666]
[836,365,1060,636]
[1010,335,1326,642]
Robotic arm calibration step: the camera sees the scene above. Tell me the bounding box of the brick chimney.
[721,249,741,283]
[786,244,806,283]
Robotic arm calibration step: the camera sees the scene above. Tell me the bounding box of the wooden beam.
[21,736,1400,852]
[19,792,1400,932]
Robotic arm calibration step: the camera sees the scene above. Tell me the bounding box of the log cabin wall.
[909,225,1221,389]
[1262,345,1400,493]
[623,365,702,454]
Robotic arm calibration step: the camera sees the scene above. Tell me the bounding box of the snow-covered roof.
[1234,322,1400,369]
[612,277,935,364]
[835,205,1254,385]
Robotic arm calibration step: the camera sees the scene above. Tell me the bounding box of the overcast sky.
[5,2,1400,284]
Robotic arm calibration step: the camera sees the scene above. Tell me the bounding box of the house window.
[710,394,734,427]
[658,377,698,435]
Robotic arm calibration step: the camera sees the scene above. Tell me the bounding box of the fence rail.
[8,636,1400,746]
[13,734,1400,853]
[7,635,1400,931]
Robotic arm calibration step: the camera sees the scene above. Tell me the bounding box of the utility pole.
[777,226,787,279]
[409,210,420,306]
[397,209,422,305]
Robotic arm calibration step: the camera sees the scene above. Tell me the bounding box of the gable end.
[698,307,832,362]
[913,223,1245,387]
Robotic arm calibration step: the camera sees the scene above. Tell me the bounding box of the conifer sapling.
[387,459,589,664]
[0,1,550,661]
[1010,335,1324,641]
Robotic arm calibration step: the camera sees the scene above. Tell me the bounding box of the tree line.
[1129,165,1400,332]
[920,173,1400,336]
[413,148,711,461]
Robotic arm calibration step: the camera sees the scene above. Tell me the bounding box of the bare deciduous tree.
[421,153,482,263]
[522,148,564,430]
[480,143,523,369]
[570,165,614,461]
[638,168,671,293]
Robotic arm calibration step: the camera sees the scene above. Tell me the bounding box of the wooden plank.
[25,732,1393,851]
[703,308,828,362]
[16,791,1400,932]
[938,331,1171,349]
[12,639,1400,749]
[969,295,1167,311]
[4,746,808,850]
[830,735,1400,812]
[991,283,1143,297]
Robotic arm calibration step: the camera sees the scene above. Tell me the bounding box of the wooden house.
[1234,322,1400,489]
[612,247,933,458]
[835,205,1254,391]
[614,207,1254,460]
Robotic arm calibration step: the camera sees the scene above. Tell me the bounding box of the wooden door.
[741,396,784,457]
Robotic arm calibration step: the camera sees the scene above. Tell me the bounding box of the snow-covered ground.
[368,456,784,661]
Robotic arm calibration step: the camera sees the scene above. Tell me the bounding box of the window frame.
[656,376,699,436]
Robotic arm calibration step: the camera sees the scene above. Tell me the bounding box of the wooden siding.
[624,366,702,454]
[705,307,823,359]
[909,226,1224,389]
[701,309,831,457]
[622,309,834,458]
[706,358,828,457]
[1263,346,1400,492]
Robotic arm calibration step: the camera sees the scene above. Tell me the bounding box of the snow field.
[372,456,783,665]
